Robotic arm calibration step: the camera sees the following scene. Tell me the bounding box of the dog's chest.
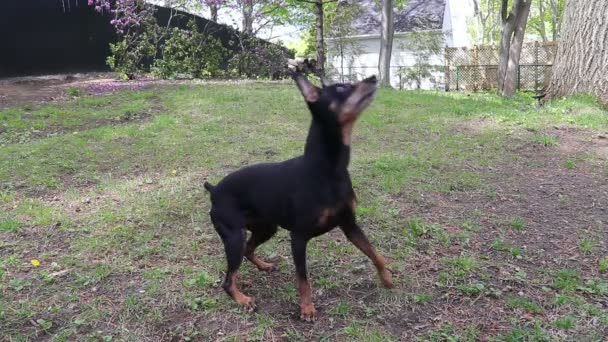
[316,196,356,227]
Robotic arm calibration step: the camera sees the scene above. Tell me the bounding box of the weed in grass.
[330,301,351,318]
[446,255,478,278]
[599,257,608,273]
[184,271,214,288]
[564,159,577,169]
[9,278,28,292]
[491,238,509,252]
[0,217,22,232]
[510,217,526,231]
[578,278,608,296]
[457,282,486,296]
[553,269,580,292]
[509,247,524,259]
[67,88,81,97]
[578,238,595,254]
[506,297,543,314]
[413,293,432,304]
[554,316,576,330]
[533,134,557,146]
[514,270,527,282]
[495,324,549,342]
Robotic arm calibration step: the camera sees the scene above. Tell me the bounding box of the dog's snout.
[363,75,377,84]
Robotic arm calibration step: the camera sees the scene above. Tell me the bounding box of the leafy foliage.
[106,2,158,80]
[228,36,292,79]
[152,20,226,79]
[398,31,444,89]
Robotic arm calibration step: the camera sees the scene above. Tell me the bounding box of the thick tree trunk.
[378,0,394,87]
[314,0,325,77]
[497,0,532,97]
[242,0,254,34]
[547,0,608,106]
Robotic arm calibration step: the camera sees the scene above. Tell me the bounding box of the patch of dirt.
[0,73,292,110]
[391,128,608,338]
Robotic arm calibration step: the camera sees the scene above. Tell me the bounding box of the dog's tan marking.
[348,235,394,288]
[246,254,276,271]
[318,207,336,225]
[297,276,316,321]
[349,197,357,212]
[226,272,255,307]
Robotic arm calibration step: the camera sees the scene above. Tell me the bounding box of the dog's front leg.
[340,219,394,289]
[290,233,315,321]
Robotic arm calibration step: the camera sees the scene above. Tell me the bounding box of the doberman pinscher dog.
[203,72,393,321]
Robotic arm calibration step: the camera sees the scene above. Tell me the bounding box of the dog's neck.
[303,120,350,173]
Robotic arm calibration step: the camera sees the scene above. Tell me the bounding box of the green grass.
[1,85,607,341]
[510,217,526,231]
[506,297,543,314]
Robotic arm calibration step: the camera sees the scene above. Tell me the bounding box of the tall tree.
[240,0,254,34]
[546,0,608,106]
[327,1,363,82]
[471,0,502,45]
[497,0,532,97]
[378,0,394,87]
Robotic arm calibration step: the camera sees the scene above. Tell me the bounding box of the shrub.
[152,20,226,79]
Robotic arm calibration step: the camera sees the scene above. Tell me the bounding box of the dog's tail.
[203,181,215,194]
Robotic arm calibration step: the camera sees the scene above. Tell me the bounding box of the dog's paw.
[380,268,394,289]
[299,304,316,322]
[236,295,257,312]
[258,262,278,272]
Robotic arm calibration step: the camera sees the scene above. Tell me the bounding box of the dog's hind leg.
[245,223,278,271]
[209,207,255,310]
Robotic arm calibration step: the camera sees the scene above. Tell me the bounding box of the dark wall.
[0,0,292,78]
[0,0,116,77]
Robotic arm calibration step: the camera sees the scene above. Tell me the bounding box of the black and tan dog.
[204,72,393,321]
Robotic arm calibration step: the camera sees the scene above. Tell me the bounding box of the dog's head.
[291,72,377,145]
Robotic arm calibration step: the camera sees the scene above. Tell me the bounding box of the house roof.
[348,0,446,36]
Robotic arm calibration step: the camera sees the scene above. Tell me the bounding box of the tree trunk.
[549,0,560,41]
[242,0,254,34]
[538,0,547,42]
[314,0,325,77]
[497,0,532,97]
[210,4,218,22]
[378,0,394,87]
[546,0,608,106]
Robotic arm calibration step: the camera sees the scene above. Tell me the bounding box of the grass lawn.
[1,82,607,341]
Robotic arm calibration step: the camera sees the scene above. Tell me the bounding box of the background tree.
[497,0,532,97]
[326,1,363,82]
[264,0,339,77]
[377,0,409,88]
[546,0,608,106]
[398,31,443,89]
[527,0,564,41]
[378,0,394,87]
[470,0,502,45]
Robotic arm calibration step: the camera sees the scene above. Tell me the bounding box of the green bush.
[106,1,158,79]
[152,20,226,79]
[228,36,291,79]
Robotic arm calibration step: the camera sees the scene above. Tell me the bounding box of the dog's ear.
[291,71,319,103]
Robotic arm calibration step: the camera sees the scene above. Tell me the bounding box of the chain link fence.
[445,41,557,92]
[328,65,447,90]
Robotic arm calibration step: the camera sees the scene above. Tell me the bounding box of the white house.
[326,0,476,89]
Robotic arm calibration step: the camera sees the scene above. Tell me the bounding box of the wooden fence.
[445,41,557,92]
